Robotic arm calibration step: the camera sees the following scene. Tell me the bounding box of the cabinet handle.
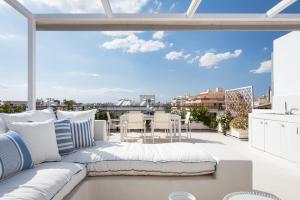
[281,124,285,128]
[297,128,299,135]
[265,122,268,125]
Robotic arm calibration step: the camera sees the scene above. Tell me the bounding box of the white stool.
[169,192,196,200]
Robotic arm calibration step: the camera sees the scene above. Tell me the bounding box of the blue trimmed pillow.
[54,119,75,155]
[0,131,33,180]
[70,119,94,149]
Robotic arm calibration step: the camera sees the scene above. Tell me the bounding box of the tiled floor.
[109,131,300,200]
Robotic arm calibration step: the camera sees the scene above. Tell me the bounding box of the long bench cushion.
[62,142,217,176]
[0,162,86,200]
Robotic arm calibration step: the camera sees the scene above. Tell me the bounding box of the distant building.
[171,95,189,110]
[116,98,135,107]
[3,101,27,108]
[37,98,60,107]
[253,87,272,109]
[172,88,225,114]
[139,95,155,106]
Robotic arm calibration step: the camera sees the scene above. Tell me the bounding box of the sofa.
[0,111,252,200]
[0,120,106,200]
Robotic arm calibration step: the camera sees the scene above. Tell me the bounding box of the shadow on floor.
[122,135,224,145]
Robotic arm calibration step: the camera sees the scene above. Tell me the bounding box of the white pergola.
[3,0,300,110]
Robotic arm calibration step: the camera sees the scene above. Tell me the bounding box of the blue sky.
[0,0,299,103]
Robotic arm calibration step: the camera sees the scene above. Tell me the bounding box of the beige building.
[172,88,225,114]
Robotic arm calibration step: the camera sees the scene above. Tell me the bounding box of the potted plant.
[229,116,248,139]
[216,110,232,135]
[190,106,217,130]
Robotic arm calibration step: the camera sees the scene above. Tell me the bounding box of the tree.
[63,99,76,110]
[0,102,14,113]
[0,102,24,113]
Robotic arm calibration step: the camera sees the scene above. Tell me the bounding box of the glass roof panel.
[17,0,103,14]
[144,1,190,14]
[10,0,300,14]
[196,0,300,14]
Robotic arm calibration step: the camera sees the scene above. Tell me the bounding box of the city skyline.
[1,0,300,103]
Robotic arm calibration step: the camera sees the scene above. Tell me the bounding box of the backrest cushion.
[70,119,94,149]
[54,119,75,155]
[0,131,33,181]
[0,108,56,132]
[7,120,61,165]
[56,109,96,139]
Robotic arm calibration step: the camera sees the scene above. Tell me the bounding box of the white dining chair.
[125,112,146,142]
[181,112,192,140]
[106,112,121,140]
[151,112,174,143]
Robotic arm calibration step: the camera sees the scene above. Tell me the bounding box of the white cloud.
[101,31,143,37]
[0,33,17,40]
[199,49,242,68]
[187,55,200,64]
[91,73,100,77]
[169,43,174,48]
[40,86,140,103]
[169,3,176,10]
[165,50,192,61]
[19,0,150,13]
[102,34,165,53]
[68,71,101,78]
[153,0,162,11]
[165,51,184,60]
[184,54,191,59]
[250,60,272,74]
[152,31,165,40]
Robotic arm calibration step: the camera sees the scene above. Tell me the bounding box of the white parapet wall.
[272,31,300,113]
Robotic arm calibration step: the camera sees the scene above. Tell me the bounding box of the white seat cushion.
[63,142,217,176]
[0,162,86,200]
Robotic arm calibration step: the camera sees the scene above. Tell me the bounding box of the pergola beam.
[28,19,36,110]
[3,0,33,19]
[34,13,300,31]
[267,0,297,18]
[187,0,202,17]
[101,0,113,17]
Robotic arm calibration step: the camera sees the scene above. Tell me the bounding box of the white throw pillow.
[7,120,61,164]
[0,108,56,132]
[56,109,97,138]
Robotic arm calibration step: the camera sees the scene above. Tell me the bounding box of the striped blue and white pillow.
[54,119,75,155]
[70,119,94,149]
[0,131,33,180]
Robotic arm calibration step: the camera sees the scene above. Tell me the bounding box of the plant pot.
[218,122,223,133]
[230,128,248,139]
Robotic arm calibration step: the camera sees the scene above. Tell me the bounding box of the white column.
[28,19,36,110]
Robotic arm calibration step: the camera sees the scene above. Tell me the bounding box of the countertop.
[249,112,300,123]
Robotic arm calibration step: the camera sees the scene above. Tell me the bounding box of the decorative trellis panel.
[225,86,253,117]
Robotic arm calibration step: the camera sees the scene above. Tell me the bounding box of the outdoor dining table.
[143,114,182,142]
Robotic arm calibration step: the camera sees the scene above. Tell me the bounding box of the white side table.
[169,192,196,200]
[223,191,281,200]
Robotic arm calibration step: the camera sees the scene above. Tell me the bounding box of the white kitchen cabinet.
[250,115,300,163]
[280,122,299,162]
[265,120,281,156]
[251,118,265,151]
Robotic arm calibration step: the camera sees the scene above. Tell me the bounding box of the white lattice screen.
[225,86,253,117]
